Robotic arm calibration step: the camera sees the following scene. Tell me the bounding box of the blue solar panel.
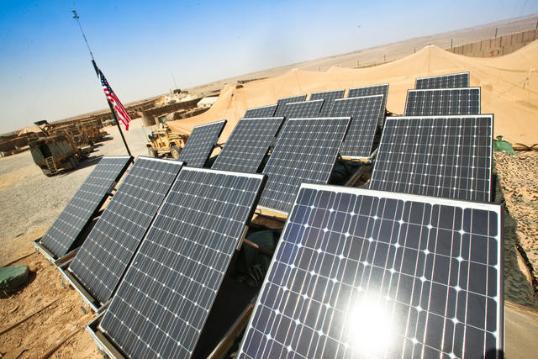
[416,72,470,89]
[99,168,265,358]
[405,88,480,116]
[240,184,503,359]
[39,156,131,258]
[178,120,226,167]
[212,117,284,173]
[68,157,183,304]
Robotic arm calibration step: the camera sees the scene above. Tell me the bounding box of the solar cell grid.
[369,115,493,202]
[212,117,284,173]
[310,90,345,115]
[239,184,502,359]
[244,105,277,118]
[405,88,481,116]
[99,167,265,358]
[40,156,131,258]
[259,117,350,214]
[281,99,324,119]
[178,120,226,167]
[274,95,308,117]
[328,95,385,158]
[68,157,183,304]
[416,72,470,89]
[347,83,388,99]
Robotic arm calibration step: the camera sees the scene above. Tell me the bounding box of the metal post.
[495,28,498,38]
[107,102,132,157]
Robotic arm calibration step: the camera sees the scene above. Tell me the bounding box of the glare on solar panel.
[68,157,183,305]
[404,88,481,116]
[212,117,284,173]
[258,117,350,214]
[239,184,503,359]
[416,72,470,89]
[274,95,308,117]
[178,120,226,167]
[281,99,324,118]
[244,104,278,118]
[39,156,131,258]
[328,95,384,158]
[369,115,493,202]
[309,90,345,115]
[99,167,265,358]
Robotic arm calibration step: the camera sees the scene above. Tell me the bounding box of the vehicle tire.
[170,145,181,160]
[148,147,158,158]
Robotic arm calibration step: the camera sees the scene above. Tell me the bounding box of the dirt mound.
[169,41,538,145]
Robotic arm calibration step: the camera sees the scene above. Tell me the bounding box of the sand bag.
[0,265,30,298]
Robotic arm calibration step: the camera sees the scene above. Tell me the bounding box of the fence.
[449,29,538,57]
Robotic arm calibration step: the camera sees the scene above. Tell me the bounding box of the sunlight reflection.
[345,294,397,357]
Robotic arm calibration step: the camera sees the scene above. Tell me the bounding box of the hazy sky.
[1,0,537,133]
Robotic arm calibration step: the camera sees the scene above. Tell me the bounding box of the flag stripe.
[98,68,131,131]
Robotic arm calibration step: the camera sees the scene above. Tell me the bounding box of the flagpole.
[72,10,132,157]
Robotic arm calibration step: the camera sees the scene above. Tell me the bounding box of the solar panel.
[348,83,388,99]
[370,115,493,202]
[212,117,284,173]
[68,157,183,304]
[416,72,470,89]
[244,104,277,118]
[239,184,503,359]
[99,167,265,358]
[274,95,308,117]
[178,120,226,167]
[280,99,324,119]
[40,156,131,258]
[405,88,481,116]
[310,90,345,115]
[259,117,350,214]
[328,95,385,158]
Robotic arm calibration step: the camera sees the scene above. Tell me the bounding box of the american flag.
[93,61,131,131]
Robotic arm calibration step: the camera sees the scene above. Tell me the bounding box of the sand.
[169,41,538,146]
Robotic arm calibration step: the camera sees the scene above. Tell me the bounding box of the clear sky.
[1,0,537,133]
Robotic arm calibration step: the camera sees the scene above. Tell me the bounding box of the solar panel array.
[244,105,277,118]
[310,90,345,115]
[259,117,350,214]
[348,84,388,99]
[239,184,502,359]
[328,95,385,158]
[178,120,226,167]
[369,115,493,202]
[416,72,470,89]
[68,158,183,304]
[40,156,131,258]
[212,117,284,173]
[274,95,308,117]
[280,99,324,119]
[405,88,481,116]
[99,168,265,358]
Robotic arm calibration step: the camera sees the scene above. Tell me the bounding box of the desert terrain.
[2,17,538,359]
